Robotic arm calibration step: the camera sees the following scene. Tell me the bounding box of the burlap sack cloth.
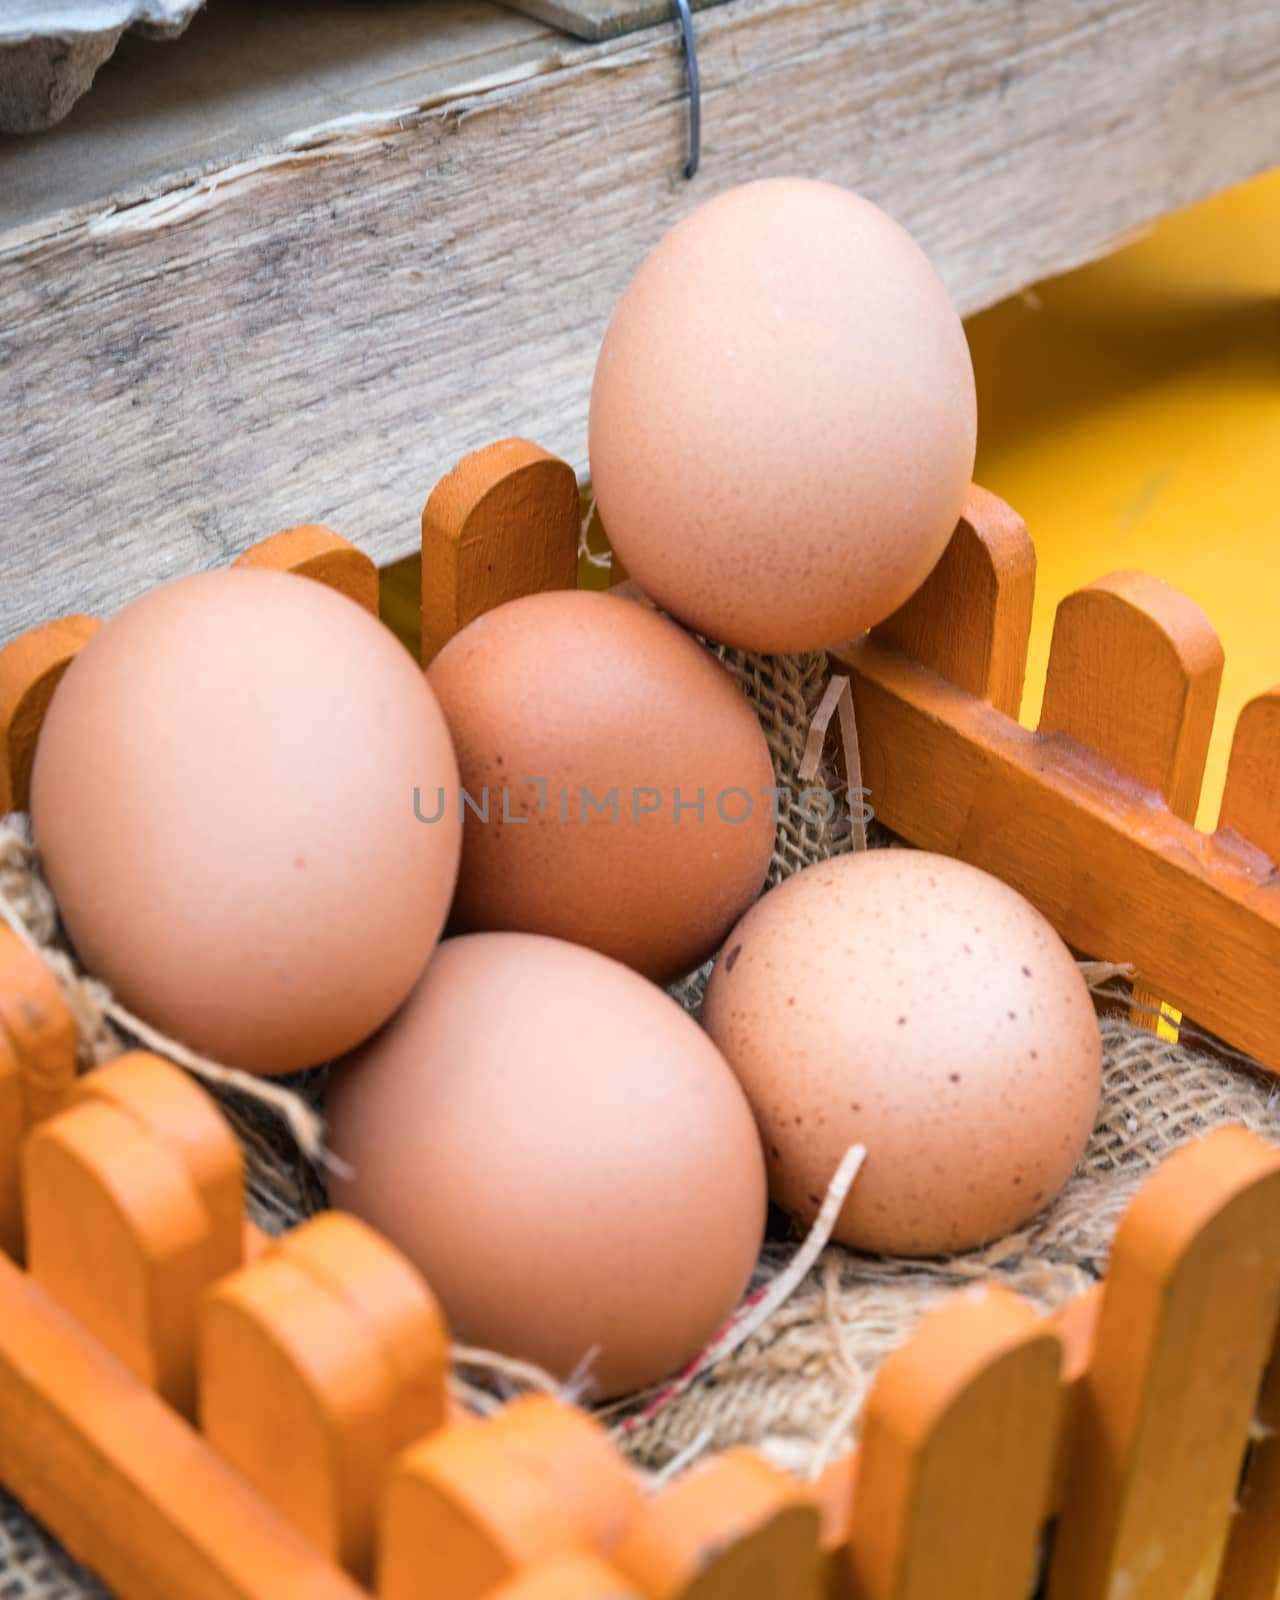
[2,645,1278,1597]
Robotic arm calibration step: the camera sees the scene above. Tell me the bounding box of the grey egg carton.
[0,0,203,133]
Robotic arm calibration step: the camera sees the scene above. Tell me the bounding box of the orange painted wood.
[377,1420,587,1600]
[612,1448,822,1600]
[844,1286,1061,1600]
[874,484,1036,719]
[815,1284,1101,1597]
[832,554,1280,1071]
[0,613,99,812]
[1046,1126,1280,1600]
[1,452,1278,1600]
[1220,687,1280,868]
[1039,571,1224,819]
[200,1212,447,1582]
[0,1028,22,1258]
[74,1052,244,1279]
[420,438,579,664]
[0,924,78,1123]
[23,1097,229,1418]
[813,1453,858,1600]
[1051,1285,1102,1390]
[488,1552,646,1599]
[0,1251,367,1600]
[1045,1286,1103,1517]
[232,525,380,615]
[276,1211,449,1438]
[1038,569,1225,1032]
[812,1450,857,1555]
[0,924,83,1257]
[1216,1325,1280,1599]
[487,1395,645,1553]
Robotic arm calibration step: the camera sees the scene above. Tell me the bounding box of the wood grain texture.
[612,1449,822,1600]
[843,1288,1061,1600]
[1046,1127,1280,1600]
[0,614,99,811]
[233,525,380,614]
[420,439,580,664]
[872,484,1035,719]
[3,0,1279,644]
[0,1,555,229]
[0,1250,369,1600]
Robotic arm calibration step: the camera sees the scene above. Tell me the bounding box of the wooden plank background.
[2,0,1279,646]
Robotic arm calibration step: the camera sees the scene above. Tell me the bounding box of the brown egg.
[425,589,775,983]
[31,569,461,1075]
[327,932,767,1397]
[702,851,1101,1255]
[589,178,977,652]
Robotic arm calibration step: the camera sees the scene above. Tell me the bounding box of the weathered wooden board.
[0,1,556,231]
[3,0,1279,645]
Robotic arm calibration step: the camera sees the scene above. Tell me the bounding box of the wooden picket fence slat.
[0,1244,367,1600]
[829,486,1280,1077]
[231,524,381,615]
[842,1288,1062,1600]
[0,923,79,1257]
[1220,688,1280,868]
[0,614,100,815]
[611,1448,822,1600]
[0,438,1276,1600]
[420,439,580,666]
[1048,1127,1280,1599]
[1,1048,1276,1598]
[487,1554,646,1599]
[1216,1325,1280,1598]
[1039,569,1224,1035]
[200,1212,450,1582]
[871,484,1036,721]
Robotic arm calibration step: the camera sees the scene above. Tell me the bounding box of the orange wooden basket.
[0,439,1277,1600]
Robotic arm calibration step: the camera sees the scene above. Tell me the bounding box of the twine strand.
[612,1145,866,1440]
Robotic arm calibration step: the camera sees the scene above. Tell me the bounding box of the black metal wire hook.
[673,0,701,179]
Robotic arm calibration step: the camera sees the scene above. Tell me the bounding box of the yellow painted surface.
[967,168,1280,829]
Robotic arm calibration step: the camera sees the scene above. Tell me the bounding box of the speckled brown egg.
[701,850,1101,1255]
[327,931,767,1397]
[425,589,776,983]
[589,178,977,652]
[31,568,462,1075]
